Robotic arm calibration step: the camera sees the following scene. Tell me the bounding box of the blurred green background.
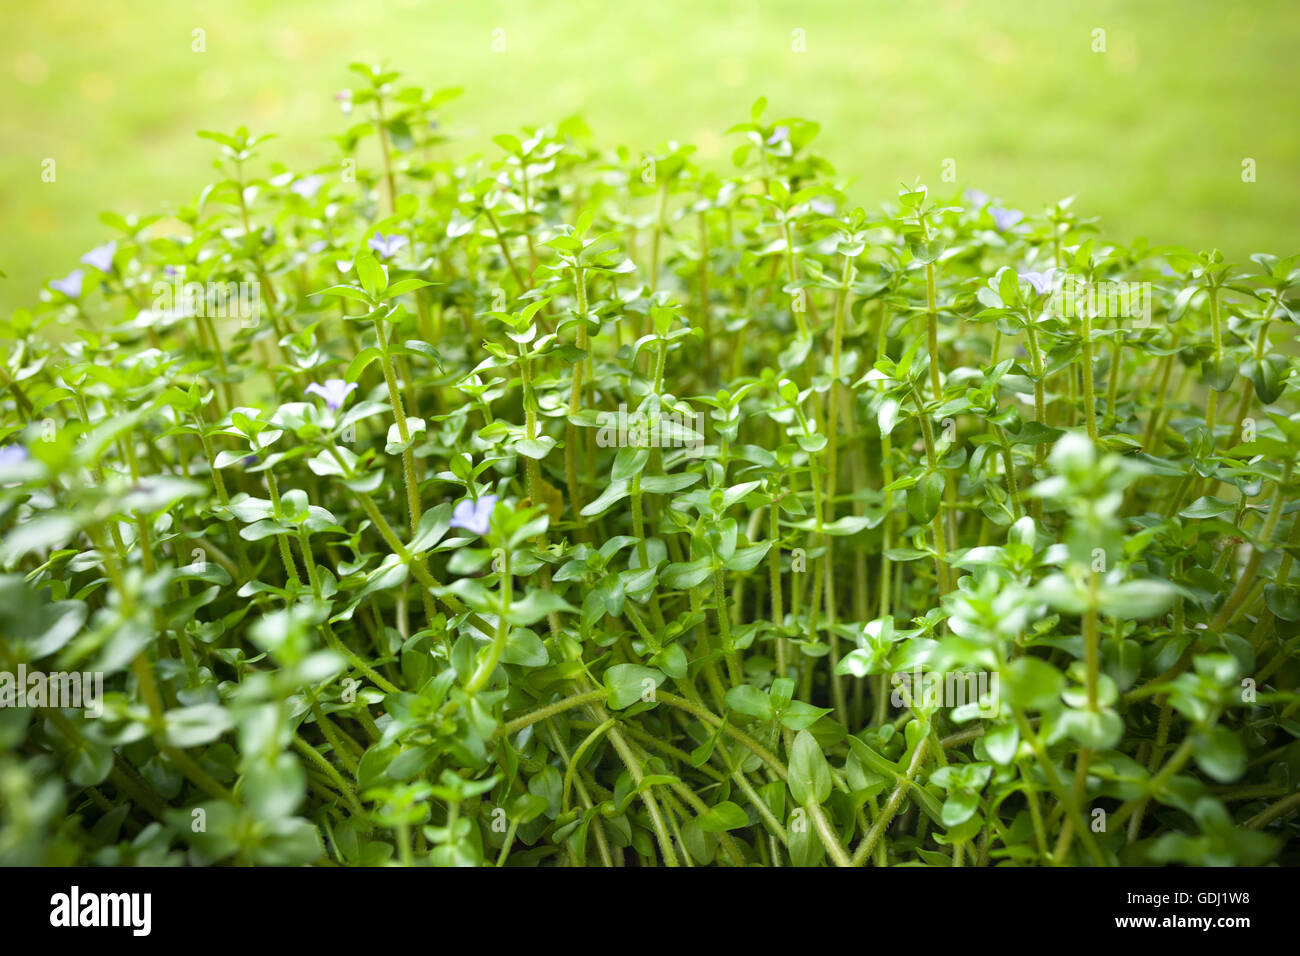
[2,0,1297,311]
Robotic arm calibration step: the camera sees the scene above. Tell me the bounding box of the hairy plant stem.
[914,390,951,596]
[820,252,854,726]
[564,265,589,532]
[926,261,941,401]
[769,490,787,676]
[1211,460,1293,633]
[852,735,928,865]
[465,547,511,693]
[372,317,423,535]
[1205,283,1222,435]
[1080,308,1098,441]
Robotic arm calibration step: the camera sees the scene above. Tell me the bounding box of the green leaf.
[724,542,771,572]
[1096,580,1177,619]
[908,470,945,524]
[788,809,825,867]
[503,627,549,667]
[243,753,306,819]
[509,793,549,824]
[697,801,749,832]
[982,723,1020,765]
[515,436,556,460]
[313,284,372,304]
[1001,657,1064,711]
[1248,354,1288,404]
[508,590,575,626]
[779,700,831,731]
[65,738,114,787]
[164,703,232,748]
[612,447,650,481]
[409,503,452,554]
[1192,726,1246,783]
[1059,708,1124,749]
[660,558,712,589]
[385,277,434,298]
[603,664,664,709]
[1,515,79,565]
[355,252,386,298]
[940,790,981,828]
[1180,496,1236,519]
[580,479,631,517]
[787,730,832,806]
[346,347,383,381]
[724,685,773,722]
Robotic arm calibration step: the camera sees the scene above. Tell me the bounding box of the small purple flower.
[964,188,990,208]
[80,242,116,273]
[368,233,408,259]
[305,378,357,411]
[766,126,790,146]
[1019,269,1055,297]
[990,207,1023,231]
[450,494,498,536]
[50,269,84,299]
[164,265,180,277]
[0,444,28,467]
[291,175,324,199]
[334,89,353,114]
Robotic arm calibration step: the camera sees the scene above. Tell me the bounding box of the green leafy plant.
[2,68,1298,867]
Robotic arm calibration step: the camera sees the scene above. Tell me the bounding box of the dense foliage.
[2,65,1298,867]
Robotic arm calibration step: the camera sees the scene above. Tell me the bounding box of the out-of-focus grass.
[2,0,1298,310]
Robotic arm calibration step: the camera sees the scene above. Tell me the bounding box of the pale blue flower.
[50,270,84,299]
[964,189,990,208]
[990,208,1023,231]
[368,233,408,259]
[766,126,790,146]
[291,175,325,199]
[80,242,116,273]
[450,494,498,536]
[1019,269,1055,296]
[0,444,28,467]
[305,378,357,411]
